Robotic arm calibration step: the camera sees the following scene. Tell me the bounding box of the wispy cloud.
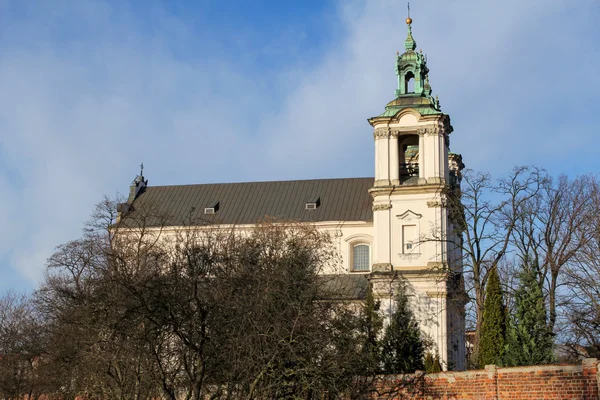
[0,0,598,290]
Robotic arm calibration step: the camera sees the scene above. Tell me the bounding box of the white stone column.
[438,132,446,182]
[418,131,426,184]
[433,130,441,182]
[438,294,448,370]
[426,128,442,184]
[443,133,450,183]
[390,131,400,186]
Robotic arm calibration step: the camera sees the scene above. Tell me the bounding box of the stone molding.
[369,183,445,196]
[427,261,450,270]
[426,291,448,298]
[371,263,393,272]
[398,253,421,261]
[372,204,392,212]
[396,209,422,221]
[427,177,445,184]
[373,128,390,139]
[373,179,391,187]
[417,127,443,136]
[427,200,446,208]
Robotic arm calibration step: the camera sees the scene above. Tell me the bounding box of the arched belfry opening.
[405,71,415,93]
[398,134,419,184]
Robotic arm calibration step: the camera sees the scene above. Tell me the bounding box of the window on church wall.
[402,225,417,254]
[352,244,370,271]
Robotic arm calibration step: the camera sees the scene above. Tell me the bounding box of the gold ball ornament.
[406,17,412,25]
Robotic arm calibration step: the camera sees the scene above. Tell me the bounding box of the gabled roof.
[127,177,374,227]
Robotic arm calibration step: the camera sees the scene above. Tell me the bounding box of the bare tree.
[510,174,598,335]
[0,291,50,399]
[441,166,545,364]
[37,199,370,399]
[561,183,600,358]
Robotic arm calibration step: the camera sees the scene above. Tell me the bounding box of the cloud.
[0,0,269,287]
[0,0,598,290]
[261,0,600,179]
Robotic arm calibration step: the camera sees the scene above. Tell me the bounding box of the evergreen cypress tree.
[504,260,554,366]
[380,278,425,374]
[478,266,506,367]
[358,284,384,375]
[424,352,442,373]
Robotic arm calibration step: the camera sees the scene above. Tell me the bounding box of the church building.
[120,17,467,371]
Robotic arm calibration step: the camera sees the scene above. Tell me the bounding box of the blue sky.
[1,0,599,293]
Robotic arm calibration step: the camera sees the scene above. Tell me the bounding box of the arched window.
[405,71,415,93]
[352,244,370,271]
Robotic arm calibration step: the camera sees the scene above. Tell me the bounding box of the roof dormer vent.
[305,197,320,210]
[204,201,219,214]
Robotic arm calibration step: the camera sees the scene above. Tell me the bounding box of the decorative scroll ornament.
[417,127,443,136]
[372,203,392,212]
[427,200,447,208]
[373,128,390,139]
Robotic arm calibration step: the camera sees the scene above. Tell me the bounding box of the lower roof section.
[128,177,375,227]
[320,274,369,301]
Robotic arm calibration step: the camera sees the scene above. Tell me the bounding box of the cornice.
[369,110,449,127]
[369,183,445,197]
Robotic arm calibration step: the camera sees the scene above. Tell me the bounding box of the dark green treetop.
[381,278,426,374]
[478,266,507,367]
[505,259,554,366]
[358,284,384,375]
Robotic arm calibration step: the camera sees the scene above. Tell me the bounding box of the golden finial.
[406,3,412,24]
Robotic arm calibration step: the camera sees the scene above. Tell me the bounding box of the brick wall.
[368,358,599,400]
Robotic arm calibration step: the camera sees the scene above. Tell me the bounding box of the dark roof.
[320,274,370,300]
[128,177,374,227]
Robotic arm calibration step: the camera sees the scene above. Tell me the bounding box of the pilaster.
[390,130,400,186]
[418,131,427,184]
[374,128,391,187]
[372,202,392,268]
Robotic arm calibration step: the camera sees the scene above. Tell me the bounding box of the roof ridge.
[147,176,375,189]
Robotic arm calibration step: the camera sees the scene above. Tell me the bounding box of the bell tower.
[367,15,466,370]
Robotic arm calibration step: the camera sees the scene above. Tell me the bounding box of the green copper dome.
[376,17,442,118]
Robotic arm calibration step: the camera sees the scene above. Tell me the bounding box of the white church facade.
[119,18,466,371]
